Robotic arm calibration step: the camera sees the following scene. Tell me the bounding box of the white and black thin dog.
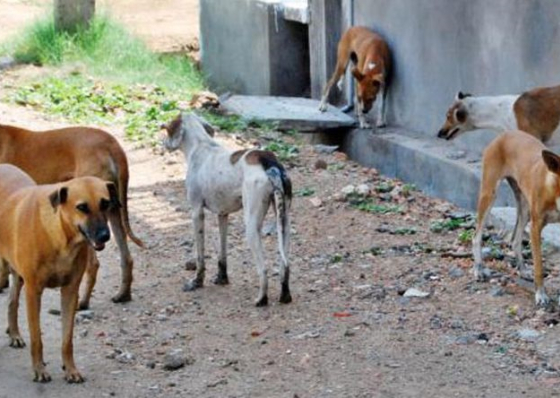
[162,113,292,306]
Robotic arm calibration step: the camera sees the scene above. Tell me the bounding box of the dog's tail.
[259,154,292,270]
[111,143,145,248]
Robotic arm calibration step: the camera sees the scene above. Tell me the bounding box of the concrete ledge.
[281,0,309,24]
[341,127,515,210]
[491,207,560,249]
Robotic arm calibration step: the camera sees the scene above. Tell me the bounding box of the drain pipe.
[339,0,354,113]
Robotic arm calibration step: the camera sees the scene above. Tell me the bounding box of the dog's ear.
[456,91,472,101]
[543,150,560,174]
[49,187,68,209]
[193,114,216,137]
[352,68,364,82]
[106,183,121,209]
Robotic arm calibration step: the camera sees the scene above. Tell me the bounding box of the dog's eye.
[76,203,90,214]
[99,199,110,212]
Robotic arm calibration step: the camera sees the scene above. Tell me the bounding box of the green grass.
[1,13,205,144]
[9,75,186,144]
[347,193,402,215]
[3,14,203,91]
[263,139,299,162]
[294,187,315,197]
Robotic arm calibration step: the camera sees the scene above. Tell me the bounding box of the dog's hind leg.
[506,177,523,246]
[243,185,271,306]
[274,191,292,304]
[184,206,206,291]
[472,167,501,281]
[7,270,25,348]
[108,211,133,303]
[319,46,351,112]
[212,214,230,285]
[78,251,100,310]
[512,195,531,279]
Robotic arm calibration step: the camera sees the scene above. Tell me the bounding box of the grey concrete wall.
[348,0,560,155]
[200,0,310,97]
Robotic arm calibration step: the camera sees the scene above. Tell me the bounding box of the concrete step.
[491,207,560,249]
[221,95,356,132]
[341,127,516,210]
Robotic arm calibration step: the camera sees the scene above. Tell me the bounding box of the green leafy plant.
[264,139,299,162]
[295,187,315,197]
[347,193,402,214]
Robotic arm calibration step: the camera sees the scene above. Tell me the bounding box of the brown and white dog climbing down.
[162,113,292,306]
[0,124,143,308]
[0,164,118,383]
[318,26,391,129]
[472,131,560,307]
[438,85,560,143]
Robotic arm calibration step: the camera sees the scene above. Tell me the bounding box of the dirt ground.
[2,1,560,398]
[2,99,560,398]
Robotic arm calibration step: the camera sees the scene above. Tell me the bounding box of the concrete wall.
[347,0,560,154]
[200,0,310,97]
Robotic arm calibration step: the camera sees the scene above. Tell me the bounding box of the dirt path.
[0,0,198,52]
[1,100,560,397]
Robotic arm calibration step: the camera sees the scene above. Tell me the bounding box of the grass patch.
[198,111,279,133]
[1,13,204,144]
[294,187,315,197]
[347,193,402,215]
[263,139,299,162]
[3,14,203,91]
[8,75,184,145]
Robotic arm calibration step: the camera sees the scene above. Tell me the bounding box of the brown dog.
[318,26,391,129]
[472,131,560,307]
[0,164,118,383]
[0,124,143,308]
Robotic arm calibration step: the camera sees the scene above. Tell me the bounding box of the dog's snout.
[96,227,111,244]
[437,129,447,138]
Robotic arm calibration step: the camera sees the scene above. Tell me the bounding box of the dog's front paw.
[376,121,387,128]
[255,295,268,307]
[212,272,229,286]
[34,368,52,383]
[279,286,292,304]
[9,335,26,348]
[78,299,90,311]
[535,287,551,308]
[183,278,203,292]
[359,121,372,129]
[318,102,328,112]
[111,290,132,304]
[64,368,85,384]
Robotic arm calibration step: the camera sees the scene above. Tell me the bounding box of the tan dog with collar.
[0,164,118,383]
[318,26,391,129]
[0,124,143,308]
